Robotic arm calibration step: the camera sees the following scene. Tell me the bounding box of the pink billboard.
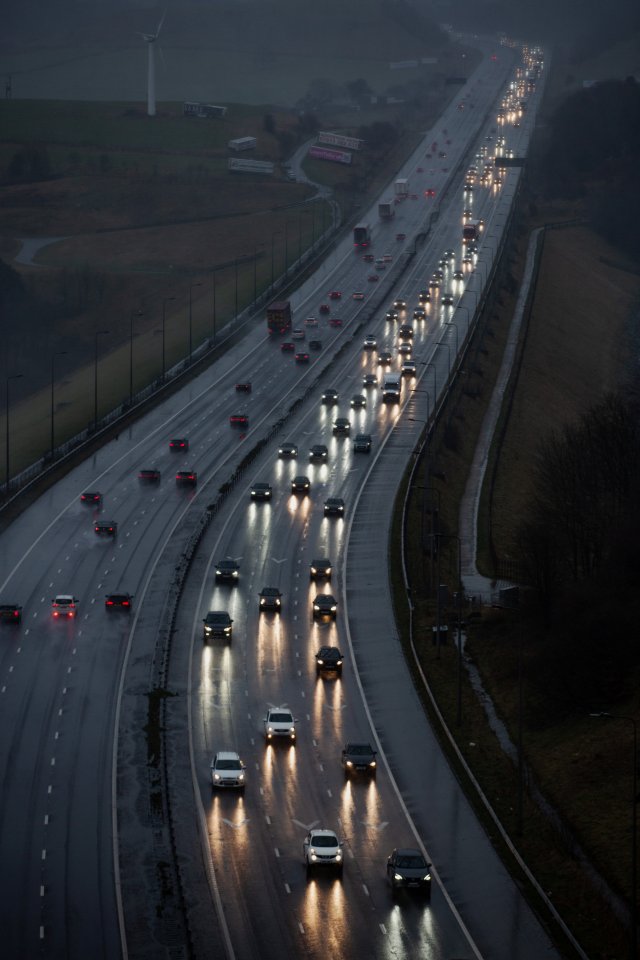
[308,145,352,165]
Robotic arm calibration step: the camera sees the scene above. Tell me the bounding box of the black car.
[105,593,133,611]
[393,298,407,310]
[418,290,431,304]
[321,388,339,405]
[169,437,189,452]
[291,475,310,495]
[95,520,117,536]
[386,309,399,322]
[259,587,282,613]
[203,611,233,641]
[230,414,249,428]
[350,394,366,409]
[138,469,161,483]
[324,498,344,517]
[309,339,323,351]
[315,646,344,676]
[0,603,22,624]
[362,374,378,388]
[309,444,328,463]
[295,351,310,364]
[386,849,432,896]
[250,482,272,501]
[175,470,197,486]
[80,491,102,505]
[309,558,332,580]
[353,434,372,453]
[278,442,298,459]
[341,742,377,775]
[215,559,239,583]
[333,418,351,436]
[312,594,337,619]
[235,381,252,392]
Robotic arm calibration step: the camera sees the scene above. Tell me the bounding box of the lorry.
[394,178,409,198]
[353,224,371,248]
[378,200,395,220]
[266,300,292,335]
[462,219,483,244]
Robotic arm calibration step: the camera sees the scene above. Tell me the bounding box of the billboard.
[318,131,362,151]
[228,158,274,174]
[308,145,352,165]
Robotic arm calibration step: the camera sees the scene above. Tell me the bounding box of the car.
[315,646,344,675]
[95,520,117,536]
[51,595,78,618]
[438,257,448,269]
[291,474,310,495]
[324,498,345,517]
[319,303,330,314]
[386,309,399,322]
[433,268,444,279]
[453,270,465,280]
[374,258,386,270]
[402,360,417,377]
[350,394,366,409]
[175,470,197,486]
[395,233,406,241]
[105,593,133,610]
[309,339,323,351]
[353,433,372,453]
[278,442,298,459]
[425,188,436,198]
[413,307,426,320]
[169,438,189,452]
[463,208,473,221]
[203,611,233,640]
[264,707,296,742]
[438,151,447,159]
[309,557,332,580]
[321,388,338,404]
[378,351,393,366]
[80,491,102,505]
[368,274,379,282]
[309,444,328,463]
[291,328,305,340]
[418,290,431,304]
[235,381,252,392]
[393,298,407,310]
[210,751,246,790]
[398,323,414,339]
[398,342,412,356]
[386,849,432,896]
[362,254,374,263]
[363,334,377,349]
[341,742,377,775]
[332,418,351,436]
[303,829,344,876]
[463,181,474,193]
[441,292,454,305]
[250,482,272,501]
[295,351,310,363]
[462,254,474,265]
[362,374,378,388]
[0,603,22,624]
[305,316,318,327]
[280,341,295,352]
[429,276,441,289]
[215,559,239,583]
[138,468,161,483]
[328,317,343,328]
[352,292,365,300]
[328,290,342,300]
[230,414,249,428]
[259,586,282,612]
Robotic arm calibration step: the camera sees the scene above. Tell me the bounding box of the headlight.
[317,659,324,665]
[267,727,273,734]
[394,873,403,881]
[424,873,431,881]
[238,773,245,781]
[260,598,266,605]
[232,571,238,577]
[275,599,281,606]
[335,852,342,861]
[336,660,342,666]
[330,605,337,612]
[214,773,220,781]
[346,760,353,766]
[290,727,295,733]
[310,852,317,861]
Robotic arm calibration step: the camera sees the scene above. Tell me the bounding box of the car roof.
[206,610,231,619]
[309,828,339,840]
[394,847,423,857]
[318,645,341,655]
[260,586,281,594]
[214,750,241,761]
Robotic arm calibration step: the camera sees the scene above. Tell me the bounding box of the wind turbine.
[140,10,166,117]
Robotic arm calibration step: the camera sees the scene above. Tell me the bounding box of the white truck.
[378,200,395,219]
[394,178,409,198]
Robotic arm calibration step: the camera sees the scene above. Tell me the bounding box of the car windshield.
[216,759,240,770]
[270,713,292,723]
[397,854,426,868]
[313,835,337,847]
[348,744,372,755]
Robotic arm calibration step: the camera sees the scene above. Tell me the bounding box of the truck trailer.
[266,300,292,335]
[378,200,395,220]
[394,178,409,198]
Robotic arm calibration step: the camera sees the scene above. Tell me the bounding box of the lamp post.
[444,320,459,355]
[129,308,143,406]
[161,297,176,382]
[50,351,67,458]
[436,533,463,723]
[436,339,451,380]
[590,712,638,960]
[188,282,202,364]
[93,329,109,431]
[457,304,471,333]
[270,231,282,293]
[425,361,438,406]
[5,373,23,493]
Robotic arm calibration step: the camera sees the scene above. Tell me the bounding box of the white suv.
[303,828,344,876]
[210,751,246,790]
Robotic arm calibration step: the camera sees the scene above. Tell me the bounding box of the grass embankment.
[399,206,640,959]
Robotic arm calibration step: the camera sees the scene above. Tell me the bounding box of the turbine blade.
[156,7,168,37]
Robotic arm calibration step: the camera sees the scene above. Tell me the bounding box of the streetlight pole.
[188,282,202,364]
[436,340,451,381]
[270,231,282,293]
[425,361,437,406]
[5,373,23,494]
[444,321,459,355]
[457,304,471,333]
[436,533,463,723]
[93,329,109,431]
[129,308,143,406]
[50,351,67,458]
[161,297,175,382]
[590,713,638,960]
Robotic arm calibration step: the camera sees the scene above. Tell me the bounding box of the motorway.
[0,37,554,960]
